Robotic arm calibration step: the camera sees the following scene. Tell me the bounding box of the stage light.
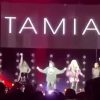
[83,55,86,59]
[16,66,19,69]
[43,92,46,96]
[0,53,2,57]
[66,60,70,64]
[82,68,86,71]
[66,54,70,58]
[0,59,2,63]
[0,65,2,68]
[32,66,35,70]
[31,53,35,57]
[79,88,82,92]
[50,54,53,58]
[39,84,43,87]
[31,79,35,83]
[12,83,14,86]
[31,59,35,63]
[16,59,19,63]
[31,73,35,77]
[83,61,86,65]
[99,57,100,61]
[66,81,69,83]
[14,79,18,82]
[1,80,5,83]
[16,53,20,57]
[48,90,54,95]
[15,72,19,76]
[82,81,85,85]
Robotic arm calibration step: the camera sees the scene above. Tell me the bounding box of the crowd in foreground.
[0,77,100,100]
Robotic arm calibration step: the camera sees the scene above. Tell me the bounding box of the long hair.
[69,59,80,71]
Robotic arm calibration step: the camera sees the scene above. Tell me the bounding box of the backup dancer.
[17,53,31,83]
[66,59,84,91]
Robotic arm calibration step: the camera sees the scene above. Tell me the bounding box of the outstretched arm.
[79,69,85,77]
[37,66,46,73]
[56,67,67,74]
[27,66,31,73]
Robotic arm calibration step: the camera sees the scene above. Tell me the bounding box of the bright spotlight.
[12,83,14,86]
[48,90,54,95]
[39,84,43,87]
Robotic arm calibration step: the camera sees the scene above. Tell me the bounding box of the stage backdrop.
[1,3,100,49]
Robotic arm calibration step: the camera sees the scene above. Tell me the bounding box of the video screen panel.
[1,3,100,49]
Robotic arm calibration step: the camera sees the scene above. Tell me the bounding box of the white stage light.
[31,53,35,57]
[32,66,35,70]
[66,54,70,58]
[50,54,53,58]
[16,59,19,63]
[32,80,35,83]
[83,61,86,65]
[82,81,85,85]
[39,84,43,87]
[0,59,2,63]
[31,73,35,77]
[0,53,2,57]
[0,65,2,68]
[15,72,19,76]
[14,79,18,82]
[83,55,86,59]
[66,60,70,64]
[48,90,54,95]
[16,53,20,57]
[82,68,86,71]
[66,81,69,84]
[31,59,35,63]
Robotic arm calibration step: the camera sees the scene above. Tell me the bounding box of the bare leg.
[51,81,56,90]
[47,81,51,91]
[75,82,78,92]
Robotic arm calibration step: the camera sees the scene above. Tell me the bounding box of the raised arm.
[18,53,23,67]
[37,66,46,74]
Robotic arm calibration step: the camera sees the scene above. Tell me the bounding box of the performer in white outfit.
[92,62,100,79]
[17,53,31,83]
[37,61,66,91]
[66,59,84,91]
